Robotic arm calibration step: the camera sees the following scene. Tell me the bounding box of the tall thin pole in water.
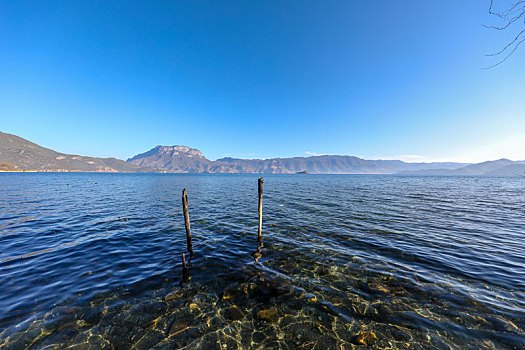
[182,188,193,257]
[258,177,263,240]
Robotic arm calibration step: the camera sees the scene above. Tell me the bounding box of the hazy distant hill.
[484,163,525,176]
[214,156,468,174]
[398,159,522,176]
[0,132,154,172]
[127,145,469,174]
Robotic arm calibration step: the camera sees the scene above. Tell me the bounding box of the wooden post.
[182,253,187,272]
[182,188,193,257]
[258,177,263,240]
[181,252,190,284]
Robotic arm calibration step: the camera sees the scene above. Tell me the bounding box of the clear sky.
[1,1,524,163]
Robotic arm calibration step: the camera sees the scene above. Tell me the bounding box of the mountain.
[484,163,525,176]
[398,159,520,176]
[127,146,212,173]
[453,159,515,175]
[127,145,469,174]
[0,132,155,172]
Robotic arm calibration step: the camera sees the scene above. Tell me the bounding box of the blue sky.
[1,1,524,162]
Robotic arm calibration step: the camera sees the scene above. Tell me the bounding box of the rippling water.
[0,173,524,349]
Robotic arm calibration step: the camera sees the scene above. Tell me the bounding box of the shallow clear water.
[0,173,524,349]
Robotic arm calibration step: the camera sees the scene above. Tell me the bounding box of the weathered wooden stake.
[258,177,263,240]
[182,188,193,257]
[182,252,187,271]
[181,252,190,284]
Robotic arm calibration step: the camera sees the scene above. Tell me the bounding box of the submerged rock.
[351,330,378,346]
[2,328,42,350]
[224,305,245,321]
[131,330,164,350]
[257,307,278,323]
[169,320,189,337]
[165,290,183,301]
[81,307,103,326]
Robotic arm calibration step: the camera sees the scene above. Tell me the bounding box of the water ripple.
[0,173,524,348]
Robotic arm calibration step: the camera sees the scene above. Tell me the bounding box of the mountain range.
[127,145,469,174]
[1,131,524,175]
[399,158,525,176]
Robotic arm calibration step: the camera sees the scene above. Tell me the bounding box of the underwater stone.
[81,308,103,325]
[86,334,112,350]
[301,293,317,303]
[206,316,222,328]
[391,328,411,342]
[193,332,221,349]
[3,328,42,350]
[279,315,296,328]
[151,316,170,333]
[257,307,278,323]
[169,320,189,336]
[131,331,164,350]
[351,330,378,346]
[165,290,183,301]
[41,316,63,333]
[224,305,244,321]
[429,335,455,349]
[252,331,266,343]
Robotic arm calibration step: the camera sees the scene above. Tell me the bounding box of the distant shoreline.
[1,171,523,177]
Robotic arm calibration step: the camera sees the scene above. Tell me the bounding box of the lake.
[0,173,524,349]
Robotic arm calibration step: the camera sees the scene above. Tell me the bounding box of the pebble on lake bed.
[165,290,182,301]
[224,305,245,321]
[352,330,378,346]
[257,307,278,323]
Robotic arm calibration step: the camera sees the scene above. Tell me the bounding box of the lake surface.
[0,173,524,349]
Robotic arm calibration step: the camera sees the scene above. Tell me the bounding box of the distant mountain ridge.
[2,131,523,175]
[399,159,525,176]
[127,144,471,174]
